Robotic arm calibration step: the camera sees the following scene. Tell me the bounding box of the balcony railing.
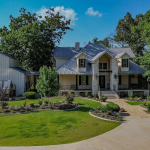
[60,84,92,90]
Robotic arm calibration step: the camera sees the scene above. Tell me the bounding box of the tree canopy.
[0,8,72,71]
[93,37,110,47]
[114,12,146,57]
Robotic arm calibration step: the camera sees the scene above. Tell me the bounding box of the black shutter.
[119,75,121,85]
[79,59,80,67]
[84,59,86,68]
[79,76,81,85]
[127,59,128,67]
[86,75,88,85]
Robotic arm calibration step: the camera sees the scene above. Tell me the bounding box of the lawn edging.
[89,110,122,123]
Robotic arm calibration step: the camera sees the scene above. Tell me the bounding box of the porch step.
[100,90,119,99]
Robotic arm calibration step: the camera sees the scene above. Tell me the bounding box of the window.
[99,63,102,69]
[122,59,128,67]
[79,59,86,68]
[79,75,88,85]
[103,63,107,69]
[99,63,107,69]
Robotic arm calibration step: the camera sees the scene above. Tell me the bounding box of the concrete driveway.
[1,99,150,150]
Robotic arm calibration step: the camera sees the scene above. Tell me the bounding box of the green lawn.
[126,101,150,105]
[0,98,120,146]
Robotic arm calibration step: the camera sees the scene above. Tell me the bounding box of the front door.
[99,76,105,88]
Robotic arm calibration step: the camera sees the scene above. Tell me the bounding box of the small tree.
[36,66,61,97]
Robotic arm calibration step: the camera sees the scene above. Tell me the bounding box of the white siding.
[0,54,25,96]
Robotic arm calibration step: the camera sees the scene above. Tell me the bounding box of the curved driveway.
[1,99,150,150]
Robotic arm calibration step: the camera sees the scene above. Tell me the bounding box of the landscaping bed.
[90,103,125,122]
[0,97,78,114]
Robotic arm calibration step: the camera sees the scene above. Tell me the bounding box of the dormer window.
[79,59,86,68]
[122,59,128,67]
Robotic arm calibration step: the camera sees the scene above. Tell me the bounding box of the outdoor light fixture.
[114,73,117,79]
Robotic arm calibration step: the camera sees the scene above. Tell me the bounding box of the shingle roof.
[56,43,144,75]
[54,47,79,58]
[115,52,130,58]
[118,60,146,74]
[110,48,135,58]
[10,67,40,75]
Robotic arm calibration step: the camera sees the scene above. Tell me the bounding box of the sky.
[0,0,150,47]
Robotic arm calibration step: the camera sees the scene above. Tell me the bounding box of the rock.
[119,108,125,112]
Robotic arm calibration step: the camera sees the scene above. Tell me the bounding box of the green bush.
[147,103,150,112]
[129,93,134,99]
[23,91,36,99]
[85,91,88,97]
[66,97,74,104]
[106,110,112,115]
[106,103,120,112]
[38,100,43,105]
[134,96,138,100]
[100,95,107,102]
[147,96,150,101]
[35,93,41,99]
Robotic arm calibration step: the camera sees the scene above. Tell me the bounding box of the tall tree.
[114,12,146,57]
[93,37,110,47]
[0,8,72,71]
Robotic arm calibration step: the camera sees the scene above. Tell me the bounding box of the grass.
[0,98,120,146]
[126,101,150,105]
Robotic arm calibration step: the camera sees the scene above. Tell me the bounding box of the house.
[0,42,149,98]
[54,42,149,97]
[0,52,39,96]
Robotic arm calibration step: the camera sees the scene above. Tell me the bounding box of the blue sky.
[0,0,150,47]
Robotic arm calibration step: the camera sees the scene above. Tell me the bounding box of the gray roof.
[10,67,40,75]
[54,47,79,58]
[57,43,145,75]
[115,52,130,58]
[110,48,135,58]
[0,52,15,59]
[119,61,146,74]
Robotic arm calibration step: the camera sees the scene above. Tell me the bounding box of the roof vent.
[75,42,80,51]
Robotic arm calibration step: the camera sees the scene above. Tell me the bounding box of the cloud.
[36,6,78,25]
[86,7,102,17]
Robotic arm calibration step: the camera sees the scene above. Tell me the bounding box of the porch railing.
[60,84,92,90]
[118,84,148,90]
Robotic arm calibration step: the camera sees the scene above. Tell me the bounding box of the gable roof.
[119,60,146,74]
[75,52,87,58]
[115,52,130,58]
[110,48,135,58]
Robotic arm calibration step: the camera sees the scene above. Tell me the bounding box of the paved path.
[1,99,150,150]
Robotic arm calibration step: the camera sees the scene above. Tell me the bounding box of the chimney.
[75,42,80,51]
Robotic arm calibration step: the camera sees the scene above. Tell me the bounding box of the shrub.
[29,103,34,108]
[35,93,41,99]
[23,91,36,99]
[0,101,8,109]
[147,96,150,101]
[147,103,150,112]
[100,95,107,102]
[11,110,15,113]
[117,116,122,121]
[66,97,74,104]
[99,106,107,113]
[106,103,120,112]
[134,96,138,100]
[38,100,43,105]
[44,100,48,105]
[85,91,88,97]
[88,95,91,98]
[129,93,134,99]
[106,110,112,115]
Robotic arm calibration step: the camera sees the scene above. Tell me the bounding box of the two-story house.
[54,42,149,98]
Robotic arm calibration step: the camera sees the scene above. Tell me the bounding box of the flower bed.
[0,98,78,114]
[90,103,125,122]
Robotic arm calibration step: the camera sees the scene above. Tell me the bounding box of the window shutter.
[122,59,123,67]
[79,76,81,85]
[127,59,128,67]
[86,75,88,85]
[119,75,121,85]
[84,59,86,68]
[79,59,80,67]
